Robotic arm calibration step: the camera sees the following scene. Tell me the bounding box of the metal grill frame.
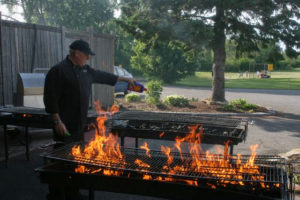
[36,162,288,200]
[108,111,248,146]
[42,142,288,198]
[112,111,246,128]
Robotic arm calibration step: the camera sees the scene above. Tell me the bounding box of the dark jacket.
[44,56,118,141]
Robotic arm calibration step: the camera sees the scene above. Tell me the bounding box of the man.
[44,39,134,144]
[43,39,134,200]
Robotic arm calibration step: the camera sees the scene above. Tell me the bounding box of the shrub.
[231,98,258,110]
[125,93,141,102]
[222,98,258,112]
[163,95,189,107]
[191,97,199,102]
[222,104,235,111]
[146,80,163,104]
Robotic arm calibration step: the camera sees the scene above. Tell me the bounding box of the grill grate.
[0,106,99,121]
[113,120,244,136]
[112,111,246,128]
[43,142,285,186]
[0,106,48,115]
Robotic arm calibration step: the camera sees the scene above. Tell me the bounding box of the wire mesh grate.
[112,111,246,128]
[43,142,286,186]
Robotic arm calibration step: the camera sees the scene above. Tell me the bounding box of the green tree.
[197,49,213,71]
[106,21,135,70]
[119,0,300,102]
[253,43,284,64]
[131,40,198,83]
[225,41,285,71]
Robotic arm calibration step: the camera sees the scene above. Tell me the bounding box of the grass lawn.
[173,69,300,89]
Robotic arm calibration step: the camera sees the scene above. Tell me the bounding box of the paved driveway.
[162,86,300,115]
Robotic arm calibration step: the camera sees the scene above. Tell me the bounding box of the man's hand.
[118,76,136,86]
[54,121,69,137]
[127,78,135,87]
[52,113,69,137]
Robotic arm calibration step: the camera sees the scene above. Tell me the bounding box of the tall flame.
[72,101,125,171]
[154,126,267,187]
[140,142,151,158]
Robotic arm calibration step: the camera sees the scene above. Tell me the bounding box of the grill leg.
[229,145,234,155]
[121,136,124,146]
[88,189,94,200]
[3,124,8,168]
[135,137,138,148]
[25,126,30,160]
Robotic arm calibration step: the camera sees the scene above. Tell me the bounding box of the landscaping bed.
[114,97,269,113]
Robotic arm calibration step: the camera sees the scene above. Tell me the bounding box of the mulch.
[114,99,269,113]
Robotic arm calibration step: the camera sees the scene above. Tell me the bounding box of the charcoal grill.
[108,111,248,154]
[37,142,290,200]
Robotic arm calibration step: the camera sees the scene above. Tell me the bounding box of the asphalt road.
[162,86,300,115]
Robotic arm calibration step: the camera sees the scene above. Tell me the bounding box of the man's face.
[75,50,90,66]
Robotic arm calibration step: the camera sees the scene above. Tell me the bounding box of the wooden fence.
[0,15,115,108]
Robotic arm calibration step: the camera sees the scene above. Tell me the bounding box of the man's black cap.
[69,39,95,56]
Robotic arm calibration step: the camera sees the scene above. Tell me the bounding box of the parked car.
[114,66,133,95]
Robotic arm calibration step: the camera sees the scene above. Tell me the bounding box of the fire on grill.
[38,103,289,200]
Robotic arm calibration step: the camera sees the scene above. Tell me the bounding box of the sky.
[0,4,25,22]
[0,4,121,22]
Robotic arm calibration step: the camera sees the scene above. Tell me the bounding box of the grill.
[0,106,48,115]
[112,111,244,126]
[108,111,248,154]
[0,106,99,166]
[14,73,46,107]
[0,106,52,128]
[38,142,289,200]
[0,106,99,125]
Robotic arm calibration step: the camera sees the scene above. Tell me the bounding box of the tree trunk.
[212,4,226,103]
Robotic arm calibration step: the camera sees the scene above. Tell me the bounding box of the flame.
[135,159,151,168]
[161,146,173,167]
[207,183,217,189]
[140,142,151,158]
[71,104,279,190]
[73,101,124,174]
[157,126,269,188]
[75,165,86,173]
[159,132,165,138]
[184,180,198,186]
[103,169,122,176]
[143,174,152,180]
